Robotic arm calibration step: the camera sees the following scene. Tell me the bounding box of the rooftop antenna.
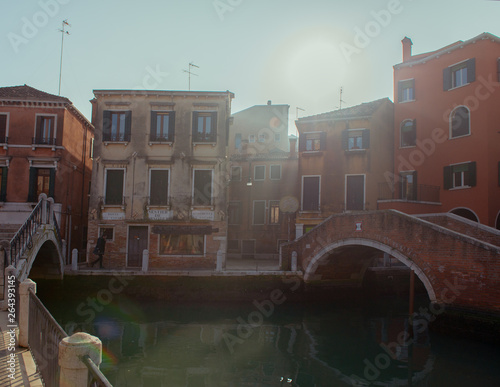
[183,62,199,91]
[339,87,346,110]
[296,107,305,120]
[58,19,70,96]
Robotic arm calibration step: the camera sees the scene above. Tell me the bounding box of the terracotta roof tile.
[0,84,71,103]
[297,98,391,122]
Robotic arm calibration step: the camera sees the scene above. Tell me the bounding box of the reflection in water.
[37,282,500,387]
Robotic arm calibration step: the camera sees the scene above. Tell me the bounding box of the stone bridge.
[281,210,500,314]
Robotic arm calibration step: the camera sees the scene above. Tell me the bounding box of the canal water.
[36,278,500,387]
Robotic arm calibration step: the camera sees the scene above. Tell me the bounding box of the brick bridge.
[281,210,500,314]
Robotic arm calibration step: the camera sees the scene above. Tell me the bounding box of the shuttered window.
[401,120,416,147]
[302,176,320,211]
[342,129,370,150]
[398,79,415,102]
[444,162,476,189]
[150,111,175,142]
[0,167,7,202]
[193,169,213,206]
[253,201,266,225]
[228,201,242,225]
[298,132,326,152]
[28,168,55,202]
[103,111,132,142]
[443,58,475,91]
[192,111,217,143]
[149,169,169,206]
[105,169,125,205]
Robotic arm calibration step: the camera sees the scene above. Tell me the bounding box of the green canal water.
[36,278,499,387]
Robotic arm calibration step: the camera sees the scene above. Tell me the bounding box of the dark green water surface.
[36,278,499,387]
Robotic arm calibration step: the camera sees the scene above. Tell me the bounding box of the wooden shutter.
[341,130,349,150]
[192,112,199,139]
[124,111,132,142]
[411,79,415,100]
[0,167,7,202]
[211,112,217,142]
[443,67,452,91]
[443,166,452,190]
[102,111,111,141]
[169,111,176,142]
[467,58,476,83]
[35,115,43,141]
[362,129,370,149]
[468,161,477,187]
[319,132,327,150]
[28,167,37,202]
[150,111,157,140]
[397,81,403,102]
[48,168,56,199]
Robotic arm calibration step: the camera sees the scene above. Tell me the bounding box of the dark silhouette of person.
[91,234,107,268]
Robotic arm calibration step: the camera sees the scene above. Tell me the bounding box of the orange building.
[295,98,394,236]
[378,33,500,228]
[0,85,94,258]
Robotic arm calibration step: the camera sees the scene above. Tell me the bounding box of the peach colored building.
[379,33,500,228]
[0,85,94,257]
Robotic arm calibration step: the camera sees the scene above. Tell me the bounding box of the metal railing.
[32,137,56,146]
[81,355,113,387]
[378,182,440,203]
[10,197,44,266]
[28,288,68,387]
[149,133,173,143]
[102,134,130,142]
[52,211,63,250]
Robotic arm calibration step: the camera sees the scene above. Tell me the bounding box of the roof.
[296,98,391,123]
[93,89,234,98]
[0,84,71,104]
[395,32,500,69]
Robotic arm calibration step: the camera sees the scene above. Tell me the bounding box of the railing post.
[72,249,78,271]
[216,250,224,272]
[47,197,55,225]
[59,332,102,387]
[19,278,36,348]
[291,251,298,272]
[142,249,149,272]
[40,193,48,224]
[62,239,67,262]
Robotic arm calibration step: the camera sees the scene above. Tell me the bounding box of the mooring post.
[19,278,36,348]
[142,249,149,272]
[71,249,78,271]
[59,332,102,387]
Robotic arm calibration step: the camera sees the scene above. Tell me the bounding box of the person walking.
[91,233,107,268]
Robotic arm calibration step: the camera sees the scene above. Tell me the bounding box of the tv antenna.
[338,87,346,110]
[296,107,305,120]
[183,62,199,91]
[58,19,70,96]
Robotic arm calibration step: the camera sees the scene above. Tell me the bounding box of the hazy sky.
[2,0,499,133]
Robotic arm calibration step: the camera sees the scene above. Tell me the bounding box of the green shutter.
[319,132,327,150]
[211,112,217,141]
[0,167,7,202]
[362,129,370,149]
[443,67,452,91]
[102,111,111,141]
[124,111,132,142]
[28,167,37,202]
[341,130,349,150]
[467,58,476,83]
[192,112,199,139]
[468,161,476,187]
[443,166,452,190]
[150,111,157,140]
[48,168,56,199]
[169,111,176,142]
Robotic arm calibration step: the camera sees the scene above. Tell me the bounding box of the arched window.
[400,119,416,147]
[450,106,470,138]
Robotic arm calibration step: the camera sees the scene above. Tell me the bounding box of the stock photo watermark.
[8,0,71,53]
[213,0,244,21]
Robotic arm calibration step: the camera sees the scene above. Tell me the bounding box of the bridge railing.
[52,211,63,251]
[10,197,44,267]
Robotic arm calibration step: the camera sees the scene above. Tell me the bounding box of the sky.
[1,0,500,134]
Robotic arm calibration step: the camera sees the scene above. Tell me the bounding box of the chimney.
[402,37,413,62]
[288,136,297,159]
[267,100,272,106]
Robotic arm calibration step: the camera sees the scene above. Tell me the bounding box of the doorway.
[127,226,149,267]
[346,175,365,211]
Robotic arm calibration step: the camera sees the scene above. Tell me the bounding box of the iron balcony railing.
[10,197,44,266]
[102,133,131,142]
[378,182,440,203]
[149,133,173,143]
[32,137,56,146]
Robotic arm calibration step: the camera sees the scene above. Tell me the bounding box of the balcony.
[102,134,130,143]
[378,182,440,203]
[32,137,56,146]
[149,134,173,144]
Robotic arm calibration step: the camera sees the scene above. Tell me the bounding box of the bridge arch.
[27,239,64,280]
[304,238,437,302]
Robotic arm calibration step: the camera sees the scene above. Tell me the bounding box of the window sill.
[191,205,214,210]
[147,204,171,209]
[398,99,416,104]
[31,144,59,151]
[448,83,470,91]
[193,142,217,147]
[149,141,173,146]
[101,204,126,210]
[448,186,472,191]
[301,151,323,157]
[449,133,471,140]
[345,149,367,153]
[103,141,129,146]
[399,145,416,149]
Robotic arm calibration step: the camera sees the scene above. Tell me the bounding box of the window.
[0,114,7,143]
[159,234,204,255]
[231,166,241,181]
[228,201,242,225]
[249,134,256,143]
[34,115,56,145]
[269,200,280,224]
[450,106,470,138]
[0,167,7,201]
[103,111,131,142]
[270,165,281,180]
[253,201,266,225]
[28,167,55,202]
[235,133,242,150]
[98,227,114,242]
[275,133,281,142]
[346,175,365,211]
[444,162,476,189]
[443,58,475,90]
[398,79,415,102]
[193,111,217,142]
[254,165,265,181]
[105,169,124,205]
[302,176,320,211]
[258,133,266,143]
[193,169,213,206]
[342,129,370,151]
[149,169,169,206]
[89,138,94,159]
[401,120,416,147]
[228,239,240,252]
[150,111,175,142]
[400,171,417,200]
[299,132,326,152]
